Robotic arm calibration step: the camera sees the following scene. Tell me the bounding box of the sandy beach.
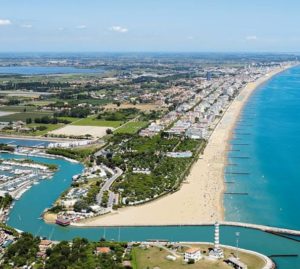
[74,66,292,227]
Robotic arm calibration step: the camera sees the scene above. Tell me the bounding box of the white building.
[184,247,202,262]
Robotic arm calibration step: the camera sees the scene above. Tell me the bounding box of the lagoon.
[0,66,104,75]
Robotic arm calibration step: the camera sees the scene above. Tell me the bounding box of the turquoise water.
[0,66,104,75]
[1,153,300,268]
[225,65,300,230]
[0,137,52,147]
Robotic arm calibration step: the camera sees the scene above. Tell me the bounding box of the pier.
[232,132,251,135]
[236,124,253,127]
[225,172,250,175]
[269,254,298,258]
[224,192,248,195]
[266,231,300,242]
[230,156,250,159]
[221,221,300,236]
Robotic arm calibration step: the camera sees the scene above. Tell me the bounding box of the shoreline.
[221,65,295,218]
[74,65,294,227]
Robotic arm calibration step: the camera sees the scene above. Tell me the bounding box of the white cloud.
[20,24,32,28]
[76,25,87,29]
[110,26,128,33]
[246,35,257,41]
[58,27,65,31]
[0,19,11,26]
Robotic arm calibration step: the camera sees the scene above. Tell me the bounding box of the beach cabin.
[55,217,70,226]
[184,247,201,262]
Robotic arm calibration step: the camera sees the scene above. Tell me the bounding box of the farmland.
[0,111,53,122]
[71,116,123,128]
[114,121,148,134]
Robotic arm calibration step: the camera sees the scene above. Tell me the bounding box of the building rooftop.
[185,247,200,254]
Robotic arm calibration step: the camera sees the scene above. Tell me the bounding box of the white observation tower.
[209,221,224,259]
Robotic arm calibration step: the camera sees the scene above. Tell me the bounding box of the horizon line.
[0,51,300,55]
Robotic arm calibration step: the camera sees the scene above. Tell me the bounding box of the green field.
[25,100,56,106]
[132,245,265,269]
[57,117,81,123]
[132,246,231,269]
[0,123,62,136]
[46,98,111,106]
[71,116,123,128]
[0,105,37,112]
[27,123,63,136]
[0,111,53,122]
[114,121,148,134]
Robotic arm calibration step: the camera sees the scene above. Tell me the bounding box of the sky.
[0,0,300,52]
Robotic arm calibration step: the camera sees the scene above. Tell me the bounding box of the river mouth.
[1,151,300,268]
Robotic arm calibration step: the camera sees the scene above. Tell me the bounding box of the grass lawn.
[132,246,231,269]
[57,116,81,123]
[71,116,123,128]
[132,245,266,269]
[0,111,53,122]
[114,121,148,134]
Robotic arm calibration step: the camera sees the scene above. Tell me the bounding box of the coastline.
[73,65,293,227]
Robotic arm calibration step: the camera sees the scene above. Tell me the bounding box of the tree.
[106,128,113,135]
[26,118,32,124]
[74,200,89,212]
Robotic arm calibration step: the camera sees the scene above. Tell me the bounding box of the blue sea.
[0,66,104,75]
[225,65,300,230]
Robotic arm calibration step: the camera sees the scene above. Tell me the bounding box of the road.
[96,166,123,207]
